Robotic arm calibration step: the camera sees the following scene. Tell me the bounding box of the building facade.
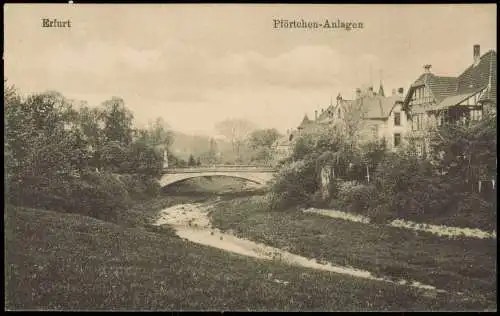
[403,45,497,156]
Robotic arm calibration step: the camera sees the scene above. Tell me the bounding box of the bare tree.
[215,118,256,162]
[332,99,366,149]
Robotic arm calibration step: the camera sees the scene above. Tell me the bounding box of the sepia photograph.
[4,3,497,311]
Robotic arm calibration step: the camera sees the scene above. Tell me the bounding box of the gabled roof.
[457,50,497,103]
[316,106,334,122]
[406,49,497,112]
[358,94,403,119]
[298,114,311,128]
[410,73,458,103]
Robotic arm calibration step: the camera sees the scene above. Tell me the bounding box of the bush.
[366,203,397,224]
[269,158,318,210]
[337,183,378,215]
[7,170,132,222]
[66,171,132,222]
[118,174,160,200]
[441,191,496,231]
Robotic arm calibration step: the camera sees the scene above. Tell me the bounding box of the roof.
[406,49,497,111]
[427,90,482,112]
[411,73,458,103]
[298,114,311,128]
[457,50,497,103]
[358,94,403,119]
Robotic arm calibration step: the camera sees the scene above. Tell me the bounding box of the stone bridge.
[160,165,276,188]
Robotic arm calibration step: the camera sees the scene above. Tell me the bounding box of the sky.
[4,4,497,136]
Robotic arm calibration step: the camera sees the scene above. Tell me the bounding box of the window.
[394,133,401,147]
[470,109,483,121]
[409,86,433,106]
[394,112,401,126]
[416,142,423,157]
[412,114,423,130]
[371,125,379,138]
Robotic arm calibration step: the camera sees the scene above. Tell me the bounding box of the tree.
[128,139,163,176]
[144,117,174,148]
[215,118,256,161]
[188,154,196,167]
[100,141,130,172]
[248,128,282,149]
[333,99,366,146]
[247,128,282,164]
[428,112,497,187]
[101,97,134,145]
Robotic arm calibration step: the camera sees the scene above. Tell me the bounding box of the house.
[403,45,497,156]
[327,85,407,151]
[272,131,294,162]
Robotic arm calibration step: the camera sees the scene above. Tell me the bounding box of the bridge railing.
[163,165,276,173]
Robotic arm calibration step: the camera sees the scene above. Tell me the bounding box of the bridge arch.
[159,171,274,188]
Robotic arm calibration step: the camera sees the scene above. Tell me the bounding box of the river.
[153,199,448,295]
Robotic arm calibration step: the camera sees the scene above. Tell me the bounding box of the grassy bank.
[208,196,497,308]
[4,205,483,311]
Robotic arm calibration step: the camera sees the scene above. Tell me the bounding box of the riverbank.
[5,204,479,311]
[208,196,497,308]
[303,207,497,239]
[155,202,450,293]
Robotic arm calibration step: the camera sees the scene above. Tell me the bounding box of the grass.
[208,196,497,309]
[4,204,487,311]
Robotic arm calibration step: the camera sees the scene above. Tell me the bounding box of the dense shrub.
[7,170,132,222]
[119,174,161,200]
[337,182,378,215]
[269,157,319,210]
[66,171,132,222]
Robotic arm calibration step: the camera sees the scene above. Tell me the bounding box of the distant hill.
[169,131,211,160]
[168,130,265,164]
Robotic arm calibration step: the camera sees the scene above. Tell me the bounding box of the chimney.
[392,88,396,96]
[423,64,432,73]
[397,87,404,96]
[368,86,374,97]
[473,44,480,66]
[315,110,318,120]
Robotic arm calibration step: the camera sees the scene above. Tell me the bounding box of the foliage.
[428,112,497,183]
[337,183,378,214]
[118,174,161,201]
[188,154,196,166]
[248,128,282,149]
[101,97,134,145]
[247,128,282,164]
[128,140,164,176]
[269,155,319,209]
[4,82,173,221]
